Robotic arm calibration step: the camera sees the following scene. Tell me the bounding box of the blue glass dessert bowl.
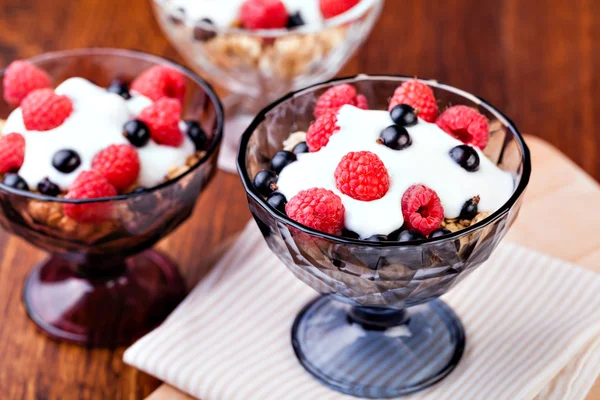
[237,76,531,398]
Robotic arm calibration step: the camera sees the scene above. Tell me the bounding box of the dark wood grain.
[0,0,597,399]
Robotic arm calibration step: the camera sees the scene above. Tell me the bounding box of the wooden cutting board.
[146,136,600,400]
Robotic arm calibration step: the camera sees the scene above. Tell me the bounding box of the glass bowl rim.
[0,47,224,204]
[152,0,384,38]
[237,74,532,247]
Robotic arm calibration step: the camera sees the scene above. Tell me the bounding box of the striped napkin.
[124,223,600,400]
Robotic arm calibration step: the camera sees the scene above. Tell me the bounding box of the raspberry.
[319,0,359,19]
[314,84,357,118]
[389,80,438,122]
[21,89,73,131]
[436,105,489,149]
[240,0,289,30]
[401,184,444,236]
[3,60,52,107]
[92,144,140,192]
[138,97,184,146]
[285,188,345,235]
[334,151,389,201]
[131,65,186,103]
[354,94,369,110]
[0,133,25,173]
[64,170,117,223]
[305,112,339,152]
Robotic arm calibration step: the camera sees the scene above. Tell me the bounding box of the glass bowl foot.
[23,250,185,347]
[291,296,465,398]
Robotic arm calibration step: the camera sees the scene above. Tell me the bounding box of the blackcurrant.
[267,192,287,214]
[292,142,309,155]
[341,229,360,239]
[459,195,481,219]
[270,151,296,174]
[430,228,452,239]
[3,173,29,191]
[378,125,411,150]
[52,149,81,173]
[193,18,217,42]
[123,119,151,147]
[37,177,60,196]
[390,104,418,127]
[365,234,388,242]
[449,145,480,172]
[389,229,426,242]
[107,78,131,100]
[253,170,278,197]
[287,12,305,29]
[185,120,208,151]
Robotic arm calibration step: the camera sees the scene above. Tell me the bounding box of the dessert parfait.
[252,80,514,241]
[238,75,530,398]
[0,49,223,347]
[0,59,210,238]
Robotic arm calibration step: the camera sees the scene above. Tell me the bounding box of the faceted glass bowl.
[0,49,223,346]
[152,0,384,169]
[237,75,531,398]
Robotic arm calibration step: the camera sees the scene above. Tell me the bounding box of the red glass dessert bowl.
[0,49,223,346]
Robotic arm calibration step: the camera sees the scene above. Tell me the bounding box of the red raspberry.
[285,188,345,235]
[131,65,186,103]
[319,0,359,19]
[389,80,438,122]
[240,0,289,30]
[0,133,25,173]
[315,84,357,118]
[21,89,73,131]
[64,170,117,223]
[138,97,184,147]
[306,112,339,152]
[354,94,369,110]
[3,61,52,107]
[335,151,389,201]
[436,105,489,149]
[92,144,140,192]
[401,184,444,236]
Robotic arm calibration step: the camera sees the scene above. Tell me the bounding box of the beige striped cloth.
[124,223,600,400]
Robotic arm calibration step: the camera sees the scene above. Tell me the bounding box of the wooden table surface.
[0,1,599,399]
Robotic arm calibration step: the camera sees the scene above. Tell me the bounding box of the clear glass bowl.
[237,75,531,398]
[152,0,384,169]
[0,49,223,347]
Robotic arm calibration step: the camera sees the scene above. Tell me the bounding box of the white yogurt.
[276,105,515,239]
[168,0,330,28]
[2,77,195,191]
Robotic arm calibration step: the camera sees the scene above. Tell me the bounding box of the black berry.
[193,18,217,42]
[292,142,309,155]
[270,151,296,174]
[389,229,426,242]
[52,149,81,173]
[267,192,287,214]
[341,229,359,239]
[390,104,418,127]
[185,120,208,151]
[449,145,480,172]
[287,12,305,29]
[107,78,131,100]
[430,228,452,239]
[169,7,185,25]
[459,195,480,219]
[123,119,151,147]
[3,173,28,191]
[378,125,411,150]
[366,234,388,242]
[37,177,60,196]
[253,170,278,197]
